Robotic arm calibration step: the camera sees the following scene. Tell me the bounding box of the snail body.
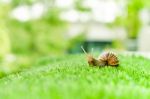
[81,46,119,67]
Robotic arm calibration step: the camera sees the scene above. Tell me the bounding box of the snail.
[81,46,119,67]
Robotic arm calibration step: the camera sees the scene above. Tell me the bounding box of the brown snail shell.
[81,46,119,67]
[97,52,119,67]
[87,52,119,67]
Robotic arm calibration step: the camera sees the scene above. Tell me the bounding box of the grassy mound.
[0,54,149,99]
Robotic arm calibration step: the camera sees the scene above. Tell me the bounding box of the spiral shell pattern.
[98,52,119,67]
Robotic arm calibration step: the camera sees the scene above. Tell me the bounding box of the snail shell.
[87,52,119,67]
[97,52,119,67]
[81,46,119,67]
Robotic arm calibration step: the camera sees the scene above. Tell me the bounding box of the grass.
[0,54,149,99]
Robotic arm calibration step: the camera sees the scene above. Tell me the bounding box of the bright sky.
[55,0,74,8]
[11,0,123,23]
[1,0,11,3]
[11,2,45,22]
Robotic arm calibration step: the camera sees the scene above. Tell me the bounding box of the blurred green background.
[0,0,150,76]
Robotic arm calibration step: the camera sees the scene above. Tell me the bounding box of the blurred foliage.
[74,0,91,12]
[112,16,125,27]
[126,0,143,39]
[0,0,69,75]
[0,4,11,59]
[112,39,125,50]
[8,9,68,55]
[0,28,10,59]
[0,0,149,56]
[0,0,90,75]
[110,0,142,39]
[113,0,150,39]
[143,0,150,8]
[9,1,68,54]
[67,33,85,53]
[11,0,43,7]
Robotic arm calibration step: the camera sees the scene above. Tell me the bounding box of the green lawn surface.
[0,54,149,99]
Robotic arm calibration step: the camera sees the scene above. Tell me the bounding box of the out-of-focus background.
[0,0,150,75]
